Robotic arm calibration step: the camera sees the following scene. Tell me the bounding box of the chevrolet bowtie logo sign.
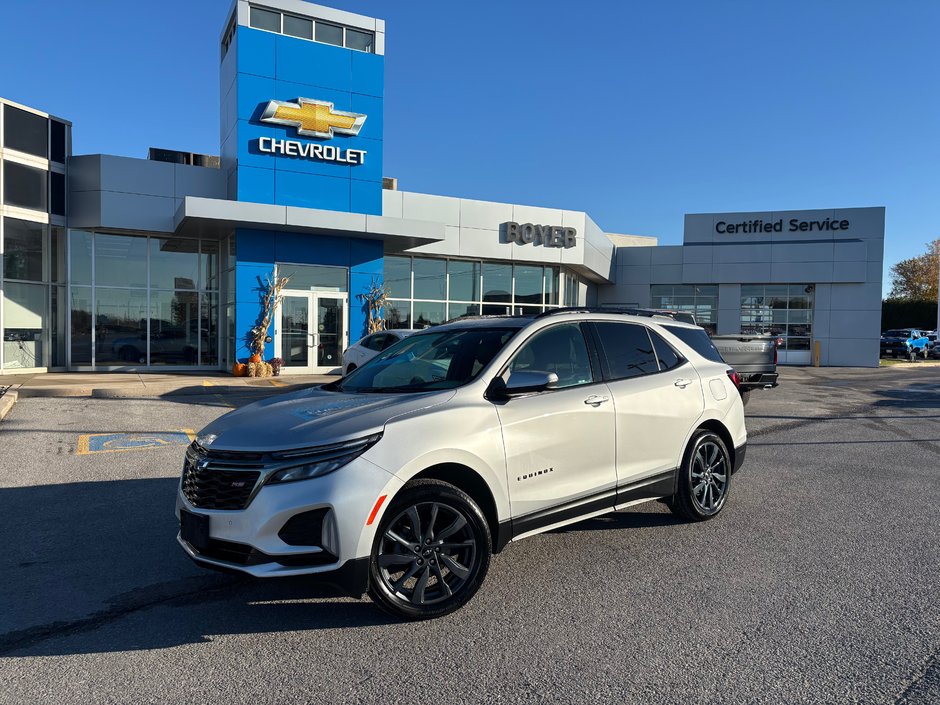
[260,98,366,139]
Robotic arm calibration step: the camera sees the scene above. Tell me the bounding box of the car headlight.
[267,433,382,484]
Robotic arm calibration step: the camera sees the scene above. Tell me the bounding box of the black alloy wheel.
[368,480,491,620]
[669,430,732,521]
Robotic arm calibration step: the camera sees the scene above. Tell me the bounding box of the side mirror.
[489,370,559,399]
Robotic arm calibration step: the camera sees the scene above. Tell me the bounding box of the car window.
[339,328,518,393]
[648,330,684,371]
[662,325,724,363]
[363,334,386,351]
[593,322,659,380]
[380,334,400,351]
[507,323,593,389]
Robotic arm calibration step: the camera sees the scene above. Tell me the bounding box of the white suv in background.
[177,310,747,619]
[341,329,412,375]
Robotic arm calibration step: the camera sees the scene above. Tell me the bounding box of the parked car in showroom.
[342,330,412,375]
[880,329,930,361]
[177,309,747,620]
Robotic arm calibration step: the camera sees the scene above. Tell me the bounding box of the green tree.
[888,238,939,301]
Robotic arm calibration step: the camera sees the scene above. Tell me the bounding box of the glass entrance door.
[277,291,347,374]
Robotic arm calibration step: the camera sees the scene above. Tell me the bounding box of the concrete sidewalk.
[0,371,339,400]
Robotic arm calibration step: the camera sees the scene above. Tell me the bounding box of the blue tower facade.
[218,2,386,366]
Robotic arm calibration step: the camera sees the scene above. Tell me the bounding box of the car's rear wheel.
[368,479,491,620]
[668,430,732,522]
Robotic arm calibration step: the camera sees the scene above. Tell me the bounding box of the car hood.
[197,386,456,453]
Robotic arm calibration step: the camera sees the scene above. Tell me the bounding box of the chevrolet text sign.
[506,222,577,248]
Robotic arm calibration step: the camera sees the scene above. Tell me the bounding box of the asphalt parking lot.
[1,367,938,704]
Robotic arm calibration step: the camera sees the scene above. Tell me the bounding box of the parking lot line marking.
[269,379,287,387]
[76,429,196,455]
[202,380,216,387]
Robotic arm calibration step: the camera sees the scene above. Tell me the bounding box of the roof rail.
[535,307,693,322]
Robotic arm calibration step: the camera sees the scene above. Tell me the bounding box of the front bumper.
[175,454,402,589]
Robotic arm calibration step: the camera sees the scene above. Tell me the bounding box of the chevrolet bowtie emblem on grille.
[260,98,366,139]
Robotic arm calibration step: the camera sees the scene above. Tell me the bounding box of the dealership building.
[0,0,885,374]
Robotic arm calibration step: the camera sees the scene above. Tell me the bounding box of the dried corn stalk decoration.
[360,276,391,334]
[250,272,290,359]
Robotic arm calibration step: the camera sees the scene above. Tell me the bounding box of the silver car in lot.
[177,310,747,619]
[341,329,412,375]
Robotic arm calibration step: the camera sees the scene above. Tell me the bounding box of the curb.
[0,390,17,422]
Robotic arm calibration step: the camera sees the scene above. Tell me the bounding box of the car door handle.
[674,378,693,389]
[584,395,610,407]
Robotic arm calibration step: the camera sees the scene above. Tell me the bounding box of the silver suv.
[177,310,747,619]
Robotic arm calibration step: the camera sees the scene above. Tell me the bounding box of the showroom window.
[1,218,67,370]
[650,284,718,334]
[383,257,566,330]
[66,231,221,368]
[740,284,814,351]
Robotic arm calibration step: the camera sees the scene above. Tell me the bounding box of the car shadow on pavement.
[0,478,393,658]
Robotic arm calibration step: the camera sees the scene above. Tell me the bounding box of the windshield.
[335,327,519,393]
[884,330,911,337]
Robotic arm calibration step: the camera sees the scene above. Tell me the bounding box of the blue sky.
[1,0,937,294]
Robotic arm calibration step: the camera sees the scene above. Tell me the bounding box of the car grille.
[181,445,263,510]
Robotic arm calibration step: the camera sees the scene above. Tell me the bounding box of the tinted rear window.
[663,326,725,363]
[593,322,659,379]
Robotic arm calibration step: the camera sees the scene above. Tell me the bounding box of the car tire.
[345,363,357,375]
[740,389,751,407]
[668,430,732,522]
[368,479,492,620]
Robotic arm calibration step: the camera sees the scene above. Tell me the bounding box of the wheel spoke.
[427,503,440,541]
[439,553,471,579]
[703,483,712,509]
[693,481,707,498]
[385,529,413,550]
[431,561,452,597]
[378,552,415,568]
[712,472,727,484]
[412,566,431,604]
[406,506,422,542]
[392,563,420,592]
[436,514,467,541]
[437,540,474,552]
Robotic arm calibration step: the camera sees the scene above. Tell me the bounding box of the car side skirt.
[498,469,678,547]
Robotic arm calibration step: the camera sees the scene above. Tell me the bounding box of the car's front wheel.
[368,479,491,620]
[669,430,732,521]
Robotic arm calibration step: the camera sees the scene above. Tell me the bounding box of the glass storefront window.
[201,240,219,291]
[95,289,148,365]
[384,256,411,299]
[385,301,411,329]
[70,287,92,365]
[2,282,46,369]
[448,260,480,302]
[413,258,445,300]
[151,238,199,290]
[95,234,148,288]
[413,301,445,328]
[3,218,45,282]
[483,263,512,304]
[513,265,543,305]
[279,264,347,292]
[150,291,200,365]
[448,303,480,319]
[69,231,93,285]
[200,293,219,366]
[545,268,559,306]
[51,227,66,283]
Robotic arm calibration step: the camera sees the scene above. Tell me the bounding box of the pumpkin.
[248,353,262,363]
[232,363,248,377]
